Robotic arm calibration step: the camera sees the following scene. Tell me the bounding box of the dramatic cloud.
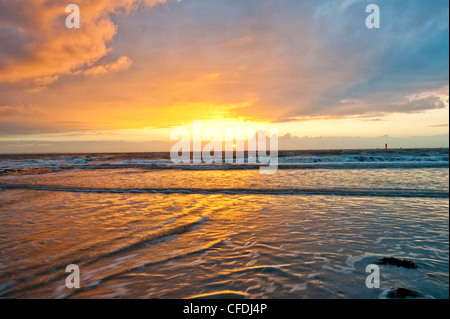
[0,0,448,142]
[0,0,167,86]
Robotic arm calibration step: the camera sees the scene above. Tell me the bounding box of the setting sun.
[0,0,448,304]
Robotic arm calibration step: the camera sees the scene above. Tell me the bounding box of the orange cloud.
[0,0,169,88]
[0,0,447,138]
[82,56,133,76]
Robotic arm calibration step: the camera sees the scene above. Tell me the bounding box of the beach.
[0,149,448,298]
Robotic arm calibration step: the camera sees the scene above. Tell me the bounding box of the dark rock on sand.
[387,288,421,299]
[377,257,418,269]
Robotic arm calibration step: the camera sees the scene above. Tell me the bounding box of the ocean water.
[0,149,448,299]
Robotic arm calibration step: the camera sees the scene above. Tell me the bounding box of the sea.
[0,148,448,298]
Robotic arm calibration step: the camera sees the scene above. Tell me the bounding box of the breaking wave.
[1,184,448,198]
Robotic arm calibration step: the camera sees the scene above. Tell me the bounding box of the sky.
[0,0,448,153]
